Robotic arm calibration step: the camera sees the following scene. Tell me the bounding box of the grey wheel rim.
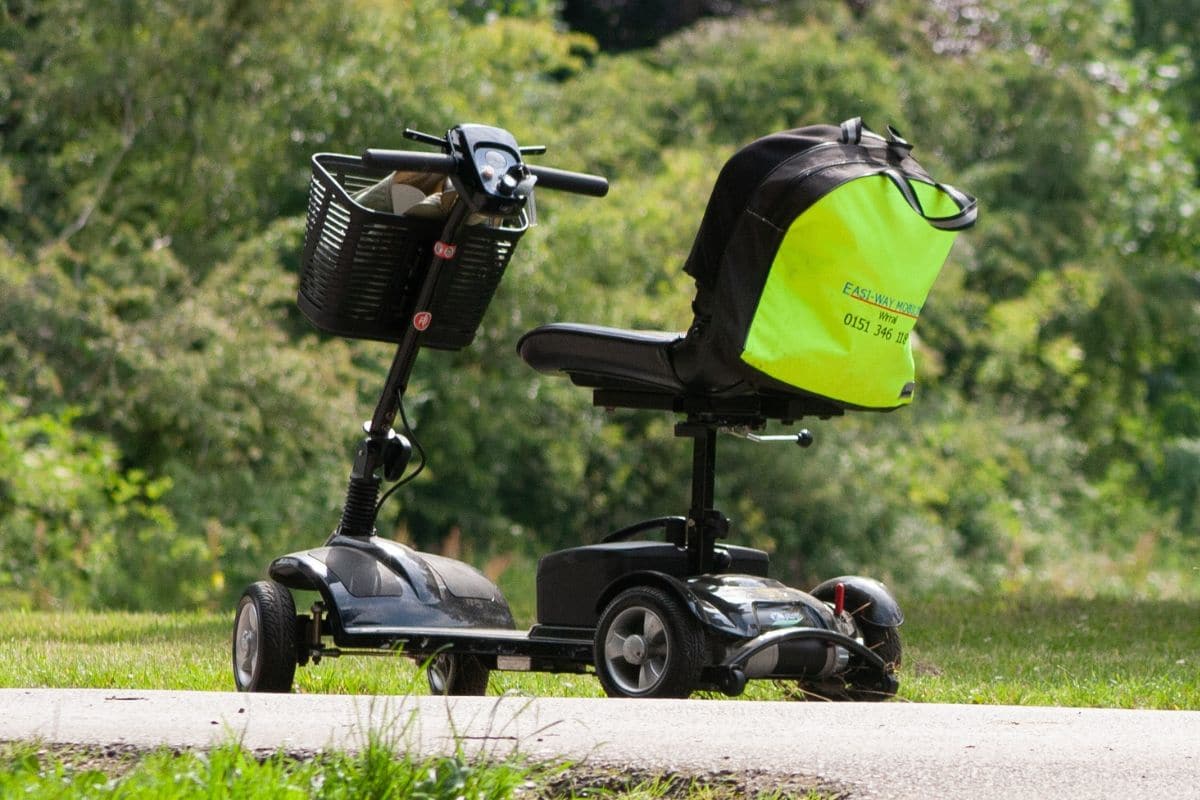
[234,601,260,689]
[602,605,669,695]
[428,655,451,694]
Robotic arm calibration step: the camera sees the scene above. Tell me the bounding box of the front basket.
[297,153,526,350]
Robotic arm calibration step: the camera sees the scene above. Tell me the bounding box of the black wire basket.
[297,153,527,350]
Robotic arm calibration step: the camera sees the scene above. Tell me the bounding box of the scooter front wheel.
[594,586,704,698]
[232,580,298,693]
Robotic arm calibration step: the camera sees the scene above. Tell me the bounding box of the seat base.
[518,322,845,422]
[592,387,843,424]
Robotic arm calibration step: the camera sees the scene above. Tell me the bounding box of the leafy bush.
[1,0,1197,609]
[0,389,208,609]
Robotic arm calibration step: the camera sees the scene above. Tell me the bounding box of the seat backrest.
[672,119,976,410]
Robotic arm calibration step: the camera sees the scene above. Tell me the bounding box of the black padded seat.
[517,323,686,393]
[517,322,845,421]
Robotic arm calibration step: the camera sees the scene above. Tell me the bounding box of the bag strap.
[884,125,913,158]
[839,117,864,145]
[840,118,913,159]
[839,117,978,230]
[881,168,978,231]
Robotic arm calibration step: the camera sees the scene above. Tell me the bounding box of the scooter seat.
[518,322,845,420]
[517,323,687,393]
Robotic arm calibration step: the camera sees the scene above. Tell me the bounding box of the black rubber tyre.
[426,653,490,696]
[594,586,704,699]
[232,580,299,693]
[838,621,902,701]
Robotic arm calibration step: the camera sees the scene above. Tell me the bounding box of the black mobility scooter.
[232,119,975,699]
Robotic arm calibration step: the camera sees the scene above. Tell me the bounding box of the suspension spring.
[338,474,381,536]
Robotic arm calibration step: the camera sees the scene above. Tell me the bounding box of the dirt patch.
[543,764,850,798]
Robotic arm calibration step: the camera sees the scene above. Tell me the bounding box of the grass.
[1,593,1195,708]
[899,593,1199,708]
[0,740,828,799]
[1,592,1194,798]
[0,738,539,800]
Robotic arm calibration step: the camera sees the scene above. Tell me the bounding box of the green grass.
[0,738,538,800]
[0,740,826,800]
[2,593,1193,799]
[1,593,1195,708]
[901,594,1199,708]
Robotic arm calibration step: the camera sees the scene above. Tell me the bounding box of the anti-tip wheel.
[426,653,490,696]
[594,585,704,699]
[796,621,902,702]
[844,622,902,701]
[232,580,298,693]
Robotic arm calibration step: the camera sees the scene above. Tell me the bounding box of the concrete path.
[1,689,1197,799]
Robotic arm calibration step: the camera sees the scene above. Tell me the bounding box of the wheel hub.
[603,606,670,694]
[234,603,260,687]
[622,634,647,665]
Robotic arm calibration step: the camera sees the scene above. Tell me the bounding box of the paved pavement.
[1,689,1197,799]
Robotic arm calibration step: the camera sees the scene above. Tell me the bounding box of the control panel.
[450,124,532,216]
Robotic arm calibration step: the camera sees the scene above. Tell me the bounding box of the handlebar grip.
[361,149,609,197]
[528,165,609,197]
[362,148,456,174]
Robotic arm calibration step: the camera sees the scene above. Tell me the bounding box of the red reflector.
[834,582,845,616]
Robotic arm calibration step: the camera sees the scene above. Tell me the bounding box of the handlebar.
[361,148,609,198]
[362,148,457,175]
[525,164,609,197]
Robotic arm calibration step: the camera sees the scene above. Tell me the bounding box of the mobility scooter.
[232,119,975,699]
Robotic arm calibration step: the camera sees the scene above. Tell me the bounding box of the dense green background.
[1,0,1197,610]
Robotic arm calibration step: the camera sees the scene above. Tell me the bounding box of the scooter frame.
[232,123,903,700]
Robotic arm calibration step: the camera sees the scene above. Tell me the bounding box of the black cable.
[375,394,427,516]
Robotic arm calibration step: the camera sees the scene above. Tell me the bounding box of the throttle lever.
[403,128,450,150]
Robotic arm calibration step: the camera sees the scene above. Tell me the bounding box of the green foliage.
[0,389,208,609]
[0,0,1197,611]
[651,18,904,142]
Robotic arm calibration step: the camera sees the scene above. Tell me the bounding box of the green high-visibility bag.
[680,118,977,410]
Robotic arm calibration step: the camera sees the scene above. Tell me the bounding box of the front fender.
[268,544,514,644]
[811,575,903,627]
[269,550,333,595]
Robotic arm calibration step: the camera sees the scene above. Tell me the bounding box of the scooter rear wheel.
[232,580,298,693]
[427,653,490,696]
[594,586,704,698]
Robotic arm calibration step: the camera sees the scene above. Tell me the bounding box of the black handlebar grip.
[361,149,608,197]
[527,165,609,197]
[361,148,457,174]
